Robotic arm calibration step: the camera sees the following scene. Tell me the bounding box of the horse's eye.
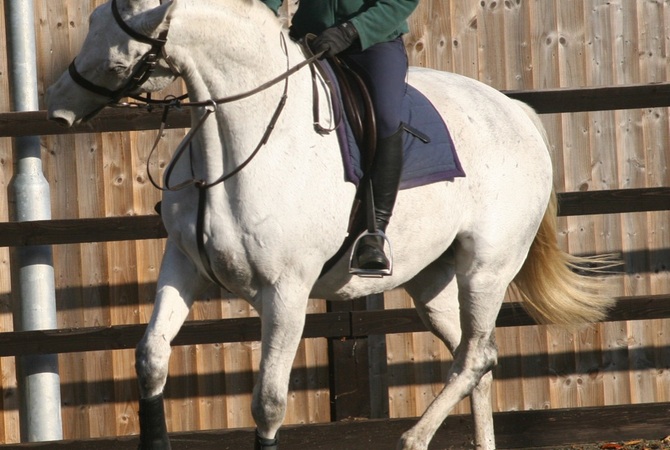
[108,63,128,74]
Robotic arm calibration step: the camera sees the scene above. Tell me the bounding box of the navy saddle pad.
[319,60,466,189]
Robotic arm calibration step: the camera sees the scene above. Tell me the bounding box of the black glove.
[311,22,359,58]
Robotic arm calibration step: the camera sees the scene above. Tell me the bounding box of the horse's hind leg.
[398,251,505,450]
[135,241,209,450]
[251,282,311,449]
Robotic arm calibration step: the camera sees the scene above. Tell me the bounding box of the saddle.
[306,46,378,176]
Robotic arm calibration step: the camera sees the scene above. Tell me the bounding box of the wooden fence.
[0,0,669,446]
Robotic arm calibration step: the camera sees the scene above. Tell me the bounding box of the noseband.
[68,0,169,103]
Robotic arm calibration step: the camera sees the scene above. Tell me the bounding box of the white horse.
[46,0,615,449]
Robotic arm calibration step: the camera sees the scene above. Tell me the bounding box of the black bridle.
[68,0,169,103]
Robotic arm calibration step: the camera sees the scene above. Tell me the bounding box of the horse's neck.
[168,0,298,102]
[166,0,312,176]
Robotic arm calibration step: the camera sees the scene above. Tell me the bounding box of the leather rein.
[67,0,327,288]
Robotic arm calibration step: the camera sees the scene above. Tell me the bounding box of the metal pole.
[5,0,63,442]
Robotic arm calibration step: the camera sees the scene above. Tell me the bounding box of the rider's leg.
[343,37,408,271]
[356,127,404,269]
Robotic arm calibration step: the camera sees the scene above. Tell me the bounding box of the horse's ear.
[137,0,176,37]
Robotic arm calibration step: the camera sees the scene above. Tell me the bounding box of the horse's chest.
[163,197,286,293]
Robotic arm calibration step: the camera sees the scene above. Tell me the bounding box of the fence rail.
[2,81,670,138]
[0,188,666,247]
[1,295,668,357]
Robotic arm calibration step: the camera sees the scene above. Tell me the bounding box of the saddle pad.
[320,60,466,190]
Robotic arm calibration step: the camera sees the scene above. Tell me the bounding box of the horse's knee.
[135,334,171,397]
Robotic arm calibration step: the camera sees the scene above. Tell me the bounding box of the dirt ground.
[549,438,670,450]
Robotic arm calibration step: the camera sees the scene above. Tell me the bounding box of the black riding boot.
[356,125,404,271]
[137,394,171,450]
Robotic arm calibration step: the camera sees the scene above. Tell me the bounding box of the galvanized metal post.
[5,0,63,442]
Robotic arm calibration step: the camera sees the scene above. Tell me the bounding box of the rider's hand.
[311,22,359,58]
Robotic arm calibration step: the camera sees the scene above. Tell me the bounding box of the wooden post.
[327,295,390,420]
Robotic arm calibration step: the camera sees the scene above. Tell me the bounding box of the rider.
[261,0,419,274]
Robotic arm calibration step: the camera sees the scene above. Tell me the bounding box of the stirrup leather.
[349,229,393,277]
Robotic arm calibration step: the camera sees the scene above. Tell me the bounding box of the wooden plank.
[613,0,656,408]
[0,402,668,449]
[353,295,670,335]
[478,0,506,88]
[286,299,331,426]
[0,109,191,138]
[383,290,416,419]
[447,1,479,79]
[0,311,350,356]
[0,215,167,246]
[637,0,670,407]
[2,295,670,359]
[0,187,665,248]
[583,0,632,409]
[5,81,670,138]
[504,81,670,113]
[327,298,372,420]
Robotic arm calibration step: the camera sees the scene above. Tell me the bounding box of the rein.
[145,34,323,192]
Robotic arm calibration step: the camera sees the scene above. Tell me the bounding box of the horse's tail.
[512,192,617,326]
[511,101,618,326]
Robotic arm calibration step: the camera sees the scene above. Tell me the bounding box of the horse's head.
[46,0,177,127]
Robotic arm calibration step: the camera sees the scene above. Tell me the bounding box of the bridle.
[68,0,169,103]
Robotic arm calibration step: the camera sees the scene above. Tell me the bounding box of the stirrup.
[349,230,393,277]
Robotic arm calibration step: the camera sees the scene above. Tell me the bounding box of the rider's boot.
[137,394,171,450]
[355,125,404,271]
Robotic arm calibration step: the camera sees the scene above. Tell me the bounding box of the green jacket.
[261,0,418,50]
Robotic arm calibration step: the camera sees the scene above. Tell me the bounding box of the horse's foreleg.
[135,241,209,450]
[251,283,310,449]
[399,270,503,450]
